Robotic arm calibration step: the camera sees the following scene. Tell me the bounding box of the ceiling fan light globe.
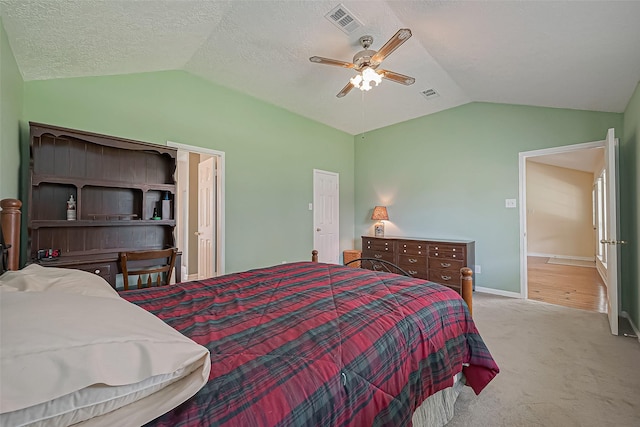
[350,74,363,87]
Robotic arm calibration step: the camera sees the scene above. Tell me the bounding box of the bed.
[1,198,499,426]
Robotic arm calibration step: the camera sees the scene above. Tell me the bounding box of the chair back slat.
[119,248,177,291]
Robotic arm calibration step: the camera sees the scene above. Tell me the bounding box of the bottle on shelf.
[162,192,171,220]
[66,195,76,221]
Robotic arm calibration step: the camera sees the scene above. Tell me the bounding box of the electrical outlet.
[475,265,482,274]
[505,198,517,208]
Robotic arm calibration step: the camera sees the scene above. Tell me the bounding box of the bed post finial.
[1,198,22,271]
[311,250,318,263]
[460,267,473,317]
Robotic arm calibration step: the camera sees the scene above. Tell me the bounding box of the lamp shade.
[371,206,389,221]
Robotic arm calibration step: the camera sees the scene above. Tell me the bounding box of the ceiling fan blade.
[371,29,412,65]
[377,69,415,86]
[309,56,355,69]
[336,81,355,98]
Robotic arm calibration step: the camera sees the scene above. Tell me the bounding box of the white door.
[313,170,339,264]
[197,157,216,279]
[604,128,621,335]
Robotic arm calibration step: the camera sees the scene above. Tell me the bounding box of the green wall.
[621,81,640,330]
[0,18,23,200]
[22,71,355,273]
[354,102,623,293]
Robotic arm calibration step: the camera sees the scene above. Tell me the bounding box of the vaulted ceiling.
[1,1,639,135]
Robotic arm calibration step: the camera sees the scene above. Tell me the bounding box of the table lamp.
[371,206,389,237]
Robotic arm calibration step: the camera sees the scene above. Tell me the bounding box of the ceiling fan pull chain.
[361,90,366,139]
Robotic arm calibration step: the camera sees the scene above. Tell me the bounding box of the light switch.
[505,199,517,208]
[308,203,313,210]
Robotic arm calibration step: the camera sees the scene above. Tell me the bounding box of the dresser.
[361,236,475,293]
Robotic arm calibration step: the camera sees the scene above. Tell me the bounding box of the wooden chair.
[119,248,178,291]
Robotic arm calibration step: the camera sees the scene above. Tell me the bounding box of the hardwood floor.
[527,256,607,313]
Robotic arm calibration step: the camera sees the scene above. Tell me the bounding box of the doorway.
[519,140,606,312]
[168,141,225,280]
[313,169,339,264]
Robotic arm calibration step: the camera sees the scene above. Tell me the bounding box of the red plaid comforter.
[121,261,498,427]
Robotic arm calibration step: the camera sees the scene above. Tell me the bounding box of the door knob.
[194,232,203,236]
[316,228,321,232]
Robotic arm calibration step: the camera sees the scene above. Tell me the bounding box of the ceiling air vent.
[325,4,363,34]
[421,89,440,100]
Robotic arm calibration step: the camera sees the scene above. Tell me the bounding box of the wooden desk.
[35,252,182,289]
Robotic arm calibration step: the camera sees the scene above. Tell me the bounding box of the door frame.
[518,139,604,299]
[313,169,340,264]
[168,141,225,277]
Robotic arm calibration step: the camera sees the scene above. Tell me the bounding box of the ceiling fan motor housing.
[353,49,378,70]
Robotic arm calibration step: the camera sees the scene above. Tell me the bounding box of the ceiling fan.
[309,28,415,98]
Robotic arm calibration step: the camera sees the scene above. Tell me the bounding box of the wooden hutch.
[28,123,180,288]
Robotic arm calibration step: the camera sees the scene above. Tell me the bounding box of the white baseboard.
[475,286,523,299]
[621,311,640,344]
[528,252,595,262]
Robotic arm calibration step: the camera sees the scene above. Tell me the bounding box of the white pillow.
[0,288,211,425]
[0,264,119,299]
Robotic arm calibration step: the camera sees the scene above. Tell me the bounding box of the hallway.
[527,256,607,313]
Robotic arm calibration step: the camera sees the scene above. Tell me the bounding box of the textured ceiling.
[1,1,639,135]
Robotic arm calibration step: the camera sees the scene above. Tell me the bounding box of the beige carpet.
[546,258,595,268]
[447,293,640,426]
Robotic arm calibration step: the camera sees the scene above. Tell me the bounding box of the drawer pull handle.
[408,258,418,263]
[374,254,383,259]
[440,262,451,267]
[441,275,452,281]
[408,270,417,275]
[434,252,438,256]
[94,269,101,274]
[453,255,457,258]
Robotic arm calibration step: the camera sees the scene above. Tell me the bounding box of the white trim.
[620,311,640,344]
[167,141,225,276]
[475,287,522,299]
[519,139,605,300]
[528,253,595,262]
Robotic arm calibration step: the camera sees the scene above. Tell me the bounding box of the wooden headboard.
[1,198,22,272]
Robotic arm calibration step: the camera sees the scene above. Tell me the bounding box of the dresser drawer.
[428,257,464,271]
[428,244,466,260]
[428,269,462,292]
[72,263,113,283]
[397,240,427,256]
[361,250,394,263]
[363,238,394,252]
[398,254,427,267]
[401,266,428,280]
